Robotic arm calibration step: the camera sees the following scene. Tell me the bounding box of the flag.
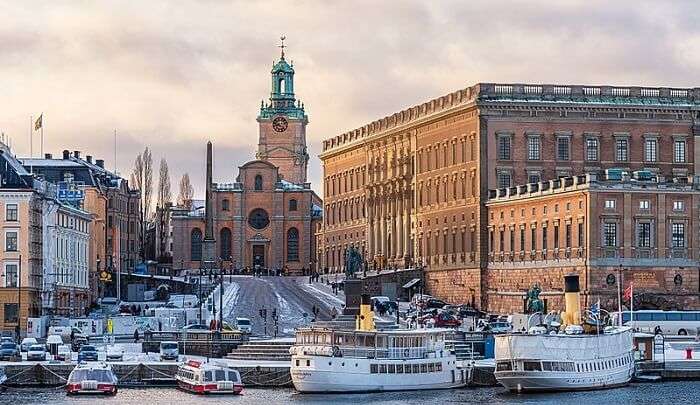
[623,282,633,301]
[34,114,42,131]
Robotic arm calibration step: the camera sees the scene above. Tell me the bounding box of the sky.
[2,0,700,199]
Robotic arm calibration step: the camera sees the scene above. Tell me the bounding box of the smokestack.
[95,159,104,168]
[562,274,581,327]
[86,155,92,163]
[44,153,52,159]
[62,150,70,159]
[73,150,80,159]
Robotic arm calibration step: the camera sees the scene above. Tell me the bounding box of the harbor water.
[0,382,697,404]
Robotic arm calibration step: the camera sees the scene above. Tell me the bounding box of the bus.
[611,310,700,336]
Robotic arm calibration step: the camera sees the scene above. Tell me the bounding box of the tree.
[156,159,172,260]
[178,173,194,209]
[132,147,153,260]
[157,158,171,209]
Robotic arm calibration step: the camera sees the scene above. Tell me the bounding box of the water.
[0,382,696,404]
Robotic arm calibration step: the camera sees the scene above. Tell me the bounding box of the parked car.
[425,298,449,309]
[235,318,252,334]
[159,341,179,361]
[77,345,99,362]
[432,312,462,328]
[182,323,209,331]
[477,320,512,334]
[0,343,20,360]
[106,345,124,361]
[20,337,38,352]
[26,344,47,361]
[56,344,72,361]
[0,337,14,344]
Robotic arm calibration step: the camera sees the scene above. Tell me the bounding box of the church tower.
[256,37,309,185]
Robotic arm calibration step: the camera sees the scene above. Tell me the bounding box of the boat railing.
[337,346,431,359]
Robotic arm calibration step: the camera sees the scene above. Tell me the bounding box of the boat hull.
[177,379,243,395]
[496,367,633,392]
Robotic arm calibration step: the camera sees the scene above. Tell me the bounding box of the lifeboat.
[176,360,243,395]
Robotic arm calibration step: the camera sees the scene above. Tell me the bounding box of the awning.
[402,278,421,289]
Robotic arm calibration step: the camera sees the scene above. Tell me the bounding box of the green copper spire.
[259,36,306,120]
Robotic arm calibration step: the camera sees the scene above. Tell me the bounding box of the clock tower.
[256,37,309,184]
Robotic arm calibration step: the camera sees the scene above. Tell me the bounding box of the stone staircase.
[226,341,294,361]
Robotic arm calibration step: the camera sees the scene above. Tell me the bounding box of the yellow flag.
[34,114,42,131]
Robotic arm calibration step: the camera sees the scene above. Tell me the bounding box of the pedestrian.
[133,329,140,343]
[70,329,75,343]
[331,307,338,320]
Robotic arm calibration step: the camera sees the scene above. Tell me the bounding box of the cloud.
[1,0,699,198]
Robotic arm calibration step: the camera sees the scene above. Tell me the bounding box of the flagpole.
[617,265,622,327]
[29,115,32,158]
[40,114,44,157]
[630,282,634,327]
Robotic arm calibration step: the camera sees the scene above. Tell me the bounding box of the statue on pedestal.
[344,246,362,280]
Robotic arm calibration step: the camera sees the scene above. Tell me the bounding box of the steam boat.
[175,360,243,395]
[494,274,635,392]
[290,295,468,393]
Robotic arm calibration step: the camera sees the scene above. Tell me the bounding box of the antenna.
[114,129,117,174]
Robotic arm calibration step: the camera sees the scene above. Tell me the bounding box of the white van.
[48,326,85,341]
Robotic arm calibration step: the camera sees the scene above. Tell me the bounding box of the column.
[367,196,374,259]
[380,195,386,258]
[397,193,404,260]
[403,189,411,259]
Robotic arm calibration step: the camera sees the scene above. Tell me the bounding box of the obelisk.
[202,141,216,267]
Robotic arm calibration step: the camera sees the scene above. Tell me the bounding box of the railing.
[336,346,432,360]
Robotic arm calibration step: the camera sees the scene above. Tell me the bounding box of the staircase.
[226,341,293,361]
[445,330,483,360]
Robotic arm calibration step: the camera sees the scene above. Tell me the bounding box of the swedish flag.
[34,114,42,131]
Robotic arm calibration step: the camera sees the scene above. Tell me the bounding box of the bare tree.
[132,147,153,261]
[177,173,194,209]
[157,158,171,209]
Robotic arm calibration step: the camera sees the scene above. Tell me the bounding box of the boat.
[175,360,243,395]
[290,295,469,393]
[66,362,119,395]
[494,274,635,392]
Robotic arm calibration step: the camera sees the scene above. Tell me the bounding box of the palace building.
[319,83,700,312]
[172,44,322,275]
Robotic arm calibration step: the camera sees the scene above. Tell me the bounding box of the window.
[520,228,525,251]
[4,264,18,287]
[3,303,18,323]
[586,138,599,161]
[527,136,541,160]
[673,201,684,211]
[674,139,686,163]
[565,224,571,248]
[528,172,541,184]
[5,204,17,221]
[289,199,297,211]
[557,137,570,160]
[219,228,232,260]
[499,230,504,252]
[604,223,617,247]
[542,227,548,250]
[605,199,616,209]
[554,225,560,248]
[497,136,511,160]
[639,200,650,210]
[5,231,17,251]
[644,138,658,162]
[672,223,685,248]
[637,222,651,247]
[531,228,536,251]
[190,228,202,261]
[578,223,584,247]
[616,138,628,161]
[254,174,263,190]
[497,171,511,189]
[221,199,230,211]
[287,228,299,261]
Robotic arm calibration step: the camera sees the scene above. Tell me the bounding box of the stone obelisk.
[202,141,216,267]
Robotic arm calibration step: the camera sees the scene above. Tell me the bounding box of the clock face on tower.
[272,116,288,132]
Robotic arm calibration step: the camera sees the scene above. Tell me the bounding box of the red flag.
[623,282,633,301]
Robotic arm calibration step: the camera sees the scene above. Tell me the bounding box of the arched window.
[219,228,231,260]
[289,199,297,211]
[254,175,263,190]
[190,228,202,261]
[287,227,299,261]
[222,199,230,211]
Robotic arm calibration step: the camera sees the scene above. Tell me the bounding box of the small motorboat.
[66,362,118,395]
[176,360,243,395]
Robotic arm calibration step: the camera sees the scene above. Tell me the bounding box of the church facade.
[171,46,322,275]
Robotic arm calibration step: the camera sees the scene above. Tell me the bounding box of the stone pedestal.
[343,279,363,315]
[202,239,216,268]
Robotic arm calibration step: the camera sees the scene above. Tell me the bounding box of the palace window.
[542,227,548,250]
[585,138,599,161]
[674,139,686,163]
[672,223,685,248]
[605,199,616,209]
[254,174,263,190]
[673,201,684,211]
[565,224,571,248]
[497,135,511,160]
[616,138,629,162]
[554,225,560,248]
[497,170,511,189]
[219,228,232,260]
[639,200,650,210]
[636,222,651,248]
[531,228,536,251]
[644,138,658,162]
[557,136,570,160]
[520,228,525,251]
[3,303,17,323]
[5,204,17,222]
[222,199,230,211]
[190,228,202,261]
[3,264,18,287]
[289,199,298,211]
[604,223,617,247]
[527,136,541,160]
[5,231,17,252]
[578,223,584,247]
[287,228,299,261]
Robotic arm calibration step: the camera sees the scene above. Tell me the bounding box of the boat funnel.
[356,294,374,331]
[561,274,581,327]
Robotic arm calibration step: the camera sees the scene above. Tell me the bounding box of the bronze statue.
[344,245,362,279]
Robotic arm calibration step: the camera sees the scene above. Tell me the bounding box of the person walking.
[133,329,140,343]
[331,306,338,320]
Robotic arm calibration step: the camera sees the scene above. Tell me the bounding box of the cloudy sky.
[2,0,700,198]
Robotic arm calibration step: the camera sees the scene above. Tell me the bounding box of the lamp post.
[198,265,203,324]
[219,259,224,332]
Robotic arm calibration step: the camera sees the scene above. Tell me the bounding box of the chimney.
[62,150,70,159]
[73,150,80,159]
[44,153,52,159]
[95,159,104,168]
[86,155,92,164]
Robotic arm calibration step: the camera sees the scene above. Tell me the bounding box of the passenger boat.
[494,274,635,392]
[175,360,243,395]
[66,362,118,395]
[290,295,468,393]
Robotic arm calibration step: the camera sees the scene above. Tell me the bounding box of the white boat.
[494,274,635,392]
[290,296,468,393]
[175,360,243,395]
[66,362,118,395]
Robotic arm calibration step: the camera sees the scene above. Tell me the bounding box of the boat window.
[524,361,541,371]
[413,364,420,373]
[215,370,226,381]
[204,371,213,382]
[541,361,551,371]
[496,361,512,372]
[379,364,387,373]
[295,360,299,366]
[420,363,427,373]
[428,363,435,372]
[388,364,395,373]
[306,360,310,367]
[396,364,403,374]
[370,364,378,374]
[436,362,442,371]
[666,313,682,321]
[404,364,411,374]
